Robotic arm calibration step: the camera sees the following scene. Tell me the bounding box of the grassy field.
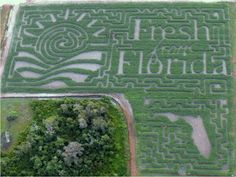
[0,2,235,176]
[0,98,32,152]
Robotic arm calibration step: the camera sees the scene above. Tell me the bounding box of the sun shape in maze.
[36,23,88,62]
[6,11,110,88]
[1,4,234,176]
[3,5,231,92]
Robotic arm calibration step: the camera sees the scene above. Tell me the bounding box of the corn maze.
[1,3,234,176]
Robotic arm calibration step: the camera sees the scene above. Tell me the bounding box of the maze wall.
[132,96,232,175]
[2,3,233,176]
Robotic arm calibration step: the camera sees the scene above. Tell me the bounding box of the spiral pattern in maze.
[2,4,234,176]
[36,23,88,61]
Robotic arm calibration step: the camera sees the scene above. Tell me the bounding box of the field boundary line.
[0,5,19,79]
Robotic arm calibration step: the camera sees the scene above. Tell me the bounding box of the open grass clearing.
[1,98,33,152]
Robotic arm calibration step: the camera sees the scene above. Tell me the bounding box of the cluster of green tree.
[1,97,128,176]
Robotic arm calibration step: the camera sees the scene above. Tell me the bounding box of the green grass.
[0,98,33,152]
[229,2,236,175]
[0,2,235,176]
[105,102,129,175]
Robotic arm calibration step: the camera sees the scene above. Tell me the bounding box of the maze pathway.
[1,3,234,176]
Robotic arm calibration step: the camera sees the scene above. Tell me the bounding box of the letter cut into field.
[1,3,233,176]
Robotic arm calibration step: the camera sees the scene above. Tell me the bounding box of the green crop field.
[230,3,236,176]
[1,2,235,176]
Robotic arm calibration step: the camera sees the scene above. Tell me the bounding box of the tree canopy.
[1,97,128,176]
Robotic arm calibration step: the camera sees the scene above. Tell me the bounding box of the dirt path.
[0,5,18,79]
[0,5,12,48]
[0,93,138,176]
[111,94,137,176]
